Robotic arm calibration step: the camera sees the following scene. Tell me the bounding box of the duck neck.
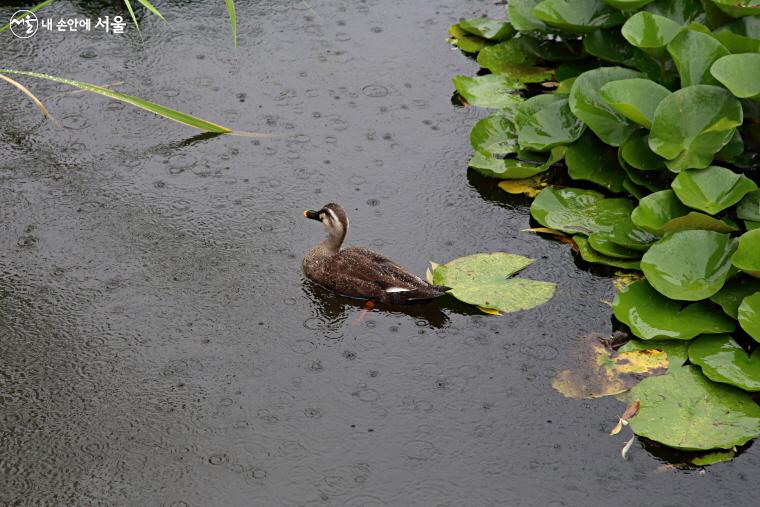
[320,228,345,254]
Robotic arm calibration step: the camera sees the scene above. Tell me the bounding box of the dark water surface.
[1,1,757,506]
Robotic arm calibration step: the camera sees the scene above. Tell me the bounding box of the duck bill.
[304,210,320,221]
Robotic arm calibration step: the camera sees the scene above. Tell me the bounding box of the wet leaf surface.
[710,276,760,318]
[599,78,670,129]
[453,74,525,109]
[622,12,683,49]
[667,29,729,87]
[732,229,760,278]
[459,17,515,41]
[574,235,642,270]
[688,334,760,391]
[533,0,626,33]
[738,292,760,343]
[672,165,757,215]
[566,131,628,192]
[619,338,689,371]
[530,186,634,235]
[631,189,689,234]
[711,53,760,99]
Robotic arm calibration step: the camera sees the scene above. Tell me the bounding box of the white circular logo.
[10,10,38,39]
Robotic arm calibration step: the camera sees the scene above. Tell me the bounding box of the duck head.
[304,202,349,252]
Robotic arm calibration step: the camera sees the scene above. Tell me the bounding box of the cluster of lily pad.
[449,0,760,457]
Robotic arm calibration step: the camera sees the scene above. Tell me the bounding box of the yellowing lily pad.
[498,174,550,197]
[432,252,556,313]
[629,365,760,451]
[619,338,688,372]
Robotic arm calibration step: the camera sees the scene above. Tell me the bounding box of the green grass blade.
[0,69,231,133]
[135,0,167,22]
[225,0,237,48]
[122,0,142,37]
[0,0,59,33]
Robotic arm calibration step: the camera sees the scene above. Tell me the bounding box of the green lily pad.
[737,190,760,222]
[645,0,704,25]
[672,165,757,215]
[667,29,730,88]
[649,85,743,172]
[566,131,627,192]
[710,0,760,18]
[689,334,760,391]
[508,0,547,32]
[613,280,736,340]
[588,233,642,259]
[470,112,518,157]
[690,450,736,466]
[569,67,643,146]
[610,216,659,251]
[619,339,688,372]
[432,253,556,313]
[575,235,642,270]
[530,187,635,235]
[622,12,683,49]
[476,39,541,74]
[469,147,566,179]
[532,0,626,34]
[516,96,585,151]
[642,230,737,300]
[732,229,760,277]
[716,130,745,163]
[459,17,515,41]
[448,24,491,53]
[629,365,760,451]
[738,292,760,342]
[603,0,656,9]
[710,277,760,318]
[583,29,663,81]
[660,212,739,235]
[599,79,671,129]
[631,190,689,234]
[714,16,760,53]
[620,131,667,170]
[711,54,760,99]
[453,74,525,109]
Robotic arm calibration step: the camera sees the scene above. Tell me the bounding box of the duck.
[302,203,450,304]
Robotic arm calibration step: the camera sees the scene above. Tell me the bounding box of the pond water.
[1,1,758,505]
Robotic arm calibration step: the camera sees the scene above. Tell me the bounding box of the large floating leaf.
[508,0,547,31]
[629,365,760,451]
[711,54,760,99]
[468,147,565,179]
[553,334,668,399]
[613,280,736,340]
[588,233,641,259]
[599,79,671,129]
[732,229,760,277]
[532,0,626,33]
[622,12,683,49]
[583,29,663,81]
[689,334,760,391]
[672,165,757,215]
[459,18,516,41]
[453,74,524,109]
[659,212,739,235]
[710,0,760,18]
[710,277,760,318]
[569,67,643,146]
[738,292,760,342]
[448,23,491,53]
[737,190,760,222]
[648,85,743,172]
[620,131,666,170]
[476,40,545,78]
[667,30,729,87]
[641,230,737,300]
[516,96,585,151]
[530,187,634,235]
[432,253,556,313]
[619,339,688,372]
[575,235,642,270]
[471,112,518,157]
[610,216,659,251]
[631,190,689,233]
[565,131,627,192]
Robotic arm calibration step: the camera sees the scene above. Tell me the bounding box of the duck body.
[302,203,450,304]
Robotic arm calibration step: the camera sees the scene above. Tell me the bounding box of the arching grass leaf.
[530,187,635,235]
[566,131,627,192]
[432,253,556,313]
[569,67,643,146]
[459,18,515,41]
[629,365,760,451]
[667,30,729,87]
[648,85,743,172]
[532,0,626,33]
[613,280,736,340]
[711,54,760,99]
[622,12,683,49]
[738,292,760,342]
[575,235,642,270]
[641,230,737,300]
[732,229,760,277]
[453,74,525,109]
[599,79,671,129]
[689,334,760,391]
[672,165,757,215]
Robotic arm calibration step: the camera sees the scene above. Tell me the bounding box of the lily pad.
[644,0,704,25]
[620,131,666,170]
[710,277,760,318]
[660,212,739,235]
[710,0,760,18]
[453,74,525,109]
[714,16,760,53]
[532,0,626,34]
[565,131,627,192]
[575,235,642,270]
[508,0,547,32]
[648,85,743,172]
[629,365,760,451]
[516,96,585,151]
[530,186,635,235]
[610,216,659,251]
[553,334,668,399]
[672,165,757,215]
[603,0,656,9]
[613,280,736,340]
[738,292,760,342]
[459,17,515,41]
[448,24,491,53]
[569,67,643,146]
[471,112,518,157]
[432,252,556,313]
[737,190,760,222]
[469,147,566,179]
[588,233,642,259]
[667,29,730,87]
[689,334,760,391]
[641,230,737,300]
[631,190,689,234]
[476,39,542,75]
[599,79,671,129]
[711,54,760,99]
[732,229,760,277]
[622,12,683,49]
[619,339,688,371]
